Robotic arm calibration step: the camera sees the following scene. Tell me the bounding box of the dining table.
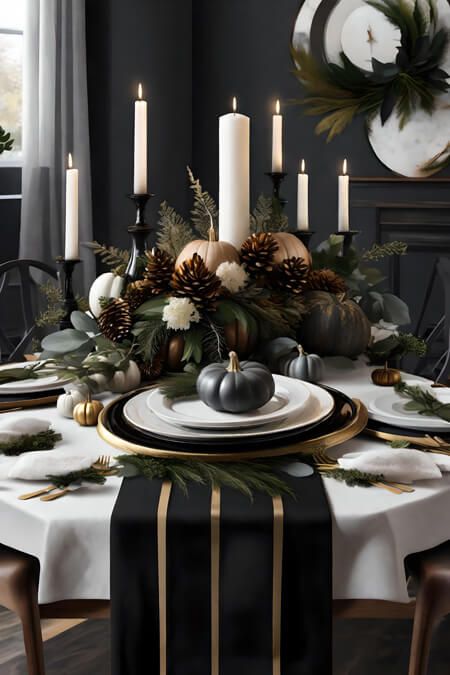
[0,357,449,612]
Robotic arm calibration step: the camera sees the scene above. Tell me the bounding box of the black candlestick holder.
[265,172,287,211]
[334,230,359,257]
[56,257,82,330]
[125,193,153,281]
[294,230,315,250]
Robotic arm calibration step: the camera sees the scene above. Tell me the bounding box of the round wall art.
[292,0,450,176]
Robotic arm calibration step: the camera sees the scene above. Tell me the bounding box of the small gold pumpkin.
[73,395,104,426]
[371,363,401,387]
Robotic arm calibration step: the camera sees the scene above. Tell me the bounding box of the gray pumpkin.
[260,337,298,372]
[197,351,275,413]
[279,344,324,383]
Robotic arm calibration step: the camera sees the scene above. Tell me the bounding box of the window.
[0,0,24,163]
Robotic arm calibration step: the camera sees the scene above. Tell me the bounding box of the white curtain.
[20,0,95,292]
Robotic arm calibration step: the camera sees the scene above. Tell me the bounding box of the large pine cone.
[171,253,221,311]
[306,268,347,295]
[143,247,174,295]
[271,256,309,295]
[98,298,132,342]
[240,232,278,276]
[125,279,154,311]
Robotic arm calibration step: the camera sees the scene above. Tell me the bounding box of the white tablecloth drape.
[0,359,448,605]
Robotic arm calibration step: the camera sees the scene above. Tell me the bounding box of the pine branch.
[133,318,168,364]
[395,380,450,421]
[46,468,107,489]
[85,241,129,275]
[319,467,384,487]
[361,241,408,261]
[0,430,62,456]
[156,201,194,258]
[187,166,218,238]
[115,454,295,499]
[158,372,198,399]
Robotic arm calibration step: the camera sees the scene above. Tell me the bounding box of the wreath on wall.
[292,0,450,141]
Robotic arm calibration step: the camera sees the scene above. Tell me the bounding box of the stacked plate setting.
[124,375,336,441]
[368,380,450,432]
[0,362,70,396]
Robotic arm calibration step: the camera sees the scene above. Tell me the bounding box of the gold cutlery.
[19,485,57,500]
[0,407,24,414]
[40,483,83,501]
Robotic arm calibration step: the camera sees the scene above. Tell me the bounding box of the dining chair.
[407,540,450,675]
[0,259,58,362]
[0,544,44,675]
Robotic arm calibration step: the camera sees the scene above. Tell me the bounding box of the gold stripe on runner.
[211,485,221,675]
[157,480,172,675]
[272,495,284,675]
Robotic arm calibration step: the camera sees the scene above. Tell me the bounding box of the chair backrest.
[0,259,58,362]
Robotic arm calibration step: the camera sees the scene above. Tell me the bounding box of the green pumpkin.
[298,291,371,357]
[196,351,275,413]
[279,345,324,382]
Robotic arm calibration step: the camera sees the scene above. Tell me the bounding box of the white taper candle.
[272,99,283,173]
[297,159,309,231]
[133,83,148,194]
[338,159,350,232]
[64,153,79,259]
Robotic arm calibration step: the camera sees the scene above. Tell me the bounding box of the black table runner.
[111,472,331,675]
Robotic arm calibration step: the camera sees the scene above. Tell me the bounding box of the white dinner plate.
[369,382,450,431]
[123,382,335,441]
[146,375,310,430]
[0,362,71,395]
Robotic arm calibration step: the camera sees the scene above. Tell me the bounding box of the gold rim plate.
[97,392,368,462]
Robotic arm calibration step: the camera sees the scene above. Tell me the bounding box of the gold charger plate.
[97,392,368,462]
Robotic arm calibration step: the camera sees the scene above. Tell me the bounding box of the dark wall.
[86,0,193,250]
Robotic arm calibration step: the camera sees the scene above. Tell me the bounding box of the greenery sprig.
[85,242,130,276]
[46,467,107,489]
[367,332,427,363]
[318,466,384,487]
[0,430,62,456]
[115,454,296,499]
[395,380,450,422]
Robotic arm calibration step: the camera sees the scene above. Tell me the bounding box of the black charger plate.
[97,386,368,461]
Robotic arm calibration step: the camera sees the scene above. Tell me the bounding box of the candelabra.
[125,193,153,281]
[294,231,315,250]
[334,230,360,257]
[57,258,82,330]
[265,171,287,211]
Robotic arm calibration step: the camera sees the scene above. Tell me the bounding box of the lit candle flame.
[68,153,73,169]
[275,99,280,115]
[138,83,143,100]
[300,159,305,173]
[232,96,237,113]
[342,158,347,175]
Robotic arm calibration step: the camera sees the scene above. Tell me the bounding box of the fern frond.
[86,241,129,275]
[156,201,194,258]
[187,166,218,238]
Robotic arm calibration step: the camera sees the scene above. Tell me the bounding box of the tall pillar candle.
[64,153,79,259]
[338,159,350,232]
[133,83,148,194]
[219,97,250,249]
[272,99,283,172]
[297,159,309,231]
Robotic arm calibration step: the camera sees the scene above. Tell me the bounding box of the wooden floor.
[1,606,449,674]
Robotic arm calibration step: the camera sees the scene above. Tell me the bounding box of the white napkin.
[338,447,442,482]
[428,452,450,473]
[0,418,51,444]
[8,451,94,481]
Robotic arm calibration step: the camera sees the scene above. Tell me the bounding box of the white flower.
[371,320,399,343]
[216,262,249,293]
[162,297,201,331]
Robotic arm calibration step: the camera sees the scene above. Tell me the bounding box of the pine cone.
[125,279,154,311]
[171,253,221,311]
[98,298,132,342]
[143,247,174,295]
[138,351,166,381]
[240,233,278,276]
[271,256,309,295]
[306,268,347,294]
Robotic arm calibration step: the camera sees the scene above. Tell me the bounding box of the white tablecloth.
[0,359,449,605]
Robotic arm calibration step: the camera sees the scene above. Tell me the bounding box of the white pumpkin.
[175,226,240,273]
[56,390,86,418]
[109,360,141,393]
[89,273,125,318]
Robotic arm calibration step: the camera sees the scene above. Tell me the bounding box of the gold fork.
[313,450,414,494]
[19,455,112,500]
